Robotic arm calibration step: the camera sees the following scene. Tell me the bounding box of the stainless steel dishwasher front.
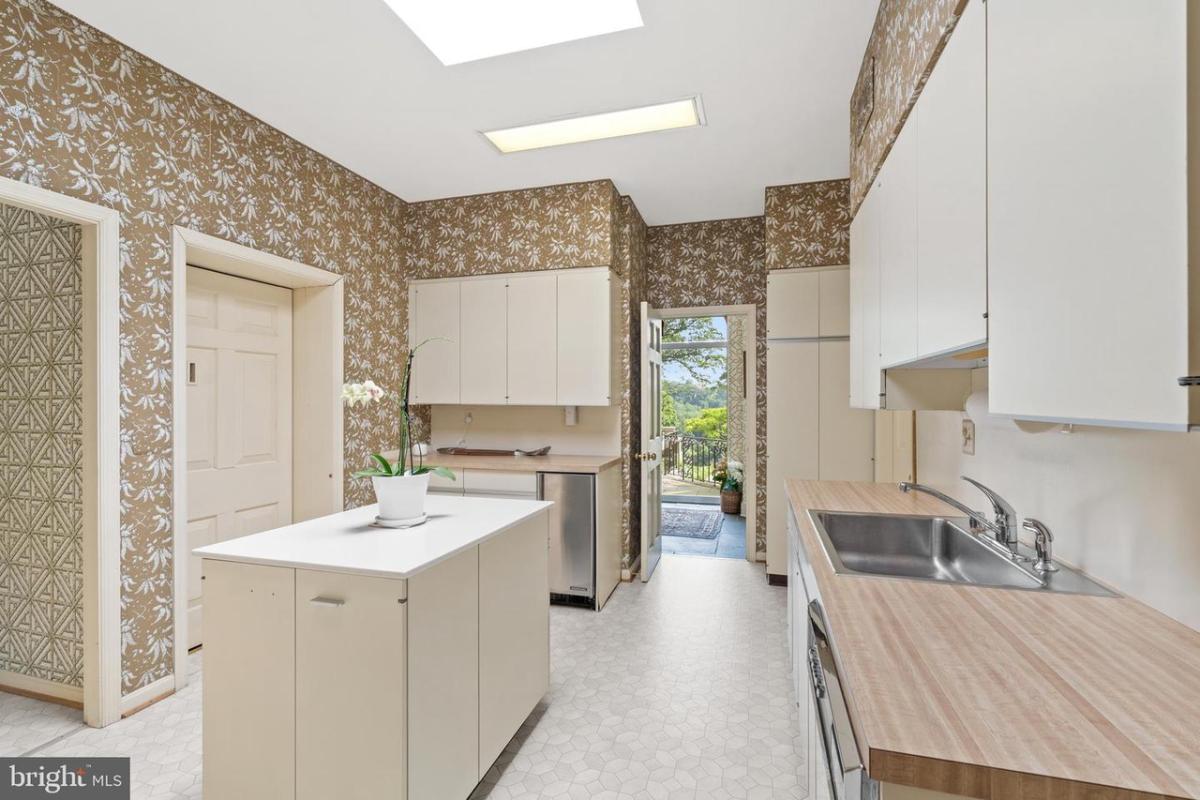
[537,472,596,605]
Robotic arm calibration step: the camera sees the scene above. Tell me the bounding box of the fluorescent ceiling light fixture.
[383,0,644,66]
[483,97,703,154]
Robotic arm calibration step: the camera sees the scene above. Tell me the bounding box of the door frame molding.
[652,303,759,562]
[171,227,344,689]
[0,176,123,727]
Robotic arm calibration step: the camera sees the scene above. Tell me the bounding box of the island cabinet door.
[479,512,551,775]
[407,547,480,800]
[296,569,408,800]
[202,559,296,800]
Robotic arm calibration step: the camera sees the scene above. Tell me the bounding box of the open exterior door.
[639,302,664,582]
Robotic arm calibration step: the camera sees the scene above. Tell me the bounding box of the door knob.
[636,452,658,461]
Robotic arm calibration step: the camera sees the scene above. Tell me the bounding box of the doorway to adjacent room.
[660,315,745,559]
[639,304,756,580]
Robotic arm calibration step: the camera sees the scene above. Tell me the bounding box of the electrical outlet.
[962,418,976,455]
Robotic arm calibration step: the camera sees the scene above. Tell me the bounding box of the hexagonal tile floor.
[10,555,802,799]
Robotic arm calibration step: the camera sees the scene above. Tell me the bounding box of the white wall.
[916,370,1200,631]
[429,405,620,457]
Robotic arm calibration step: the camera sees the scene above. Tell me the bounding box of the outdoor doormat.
[662,506,724,539]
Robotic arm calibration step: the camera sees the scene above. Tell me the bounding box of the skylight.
[483,97,704,154]
[383,0,644,66]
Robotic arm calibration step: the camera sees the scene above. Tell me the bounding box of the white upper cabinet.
[987,0,1190,428]
[850,181,882,410]
[556,270,612,406]
[818,270,850,338]
[915,0,986,358]
[410,280,460,405]
[409,269,614,408]
[506,273,558,406]
[878,120,919,368]
[767,270,820,339]
[460,277,508,405]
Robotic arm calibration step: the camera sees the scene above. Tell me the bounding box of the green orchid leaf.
[410,466,456,480]
[370,453,394,475]
[352,468,387,479]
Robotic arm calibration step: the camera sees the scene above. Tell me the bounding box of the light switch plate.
[962,419,976,455]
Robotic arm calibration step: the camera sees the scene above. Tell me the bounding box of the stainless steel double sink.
[809,511,1115,596]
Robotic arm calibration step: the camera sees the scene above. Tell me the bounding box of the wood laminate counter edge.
[785,479,1200,800]
[194,495,552,580]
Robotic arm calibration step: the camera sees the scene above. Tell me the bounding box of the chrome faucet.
[898,477,1025,561]
[1023,518,1059,573]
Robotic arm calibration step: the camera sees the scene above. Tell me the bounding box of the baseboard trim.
[767,573,788,587]
[120,675,175,717]
[0,671,84,708]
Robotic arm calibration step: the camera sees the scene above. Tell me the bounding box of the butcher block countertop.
[387,451,621,474]
[786,480,1200,800]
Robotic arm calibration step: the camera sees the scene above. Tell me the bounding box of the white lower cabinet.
[203,560,296,800]
[202,513,550,800]
[478,515,549,772]
[296,570,407,800]
[407,545,479,800]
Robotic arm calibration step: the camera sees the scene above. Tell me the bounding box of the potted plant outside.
[713,459,744,515]
[342,338,455,524]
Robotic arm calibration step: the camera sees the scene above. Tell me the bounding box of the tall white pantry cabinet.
[408,267,614,408]
[766,267,874,577]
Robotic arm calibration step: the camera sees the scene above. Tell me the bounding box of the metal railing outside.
[662,431,728,486]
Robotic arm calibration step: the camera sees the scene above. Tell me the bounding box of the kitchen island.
[194,494,552,800]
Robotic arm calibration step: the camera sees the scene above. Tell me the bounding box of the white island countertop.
[193,494,552,579]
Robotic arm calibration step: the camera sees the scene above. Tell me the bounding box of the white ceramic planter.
[372,473,430,521]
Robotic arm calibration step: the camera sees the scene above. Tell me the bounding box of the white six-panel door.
[187,266,293,648]
[639,302,664,582]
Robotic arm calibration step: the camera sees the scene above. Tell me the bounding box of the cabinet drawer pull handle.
[309,596,344,607]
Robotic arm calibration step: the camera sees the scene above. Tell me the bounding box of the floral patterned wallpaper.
[645,217,768,555]
[402,181,614,279]
[850,0,964,212]
[0,204,83,688]
[0,0,406,694]
[725,315,747,475]
[764,180,851,269]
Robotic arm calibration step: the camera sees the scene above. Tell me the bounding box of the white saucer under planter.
[372,473,430,522]
[373,513,428,529]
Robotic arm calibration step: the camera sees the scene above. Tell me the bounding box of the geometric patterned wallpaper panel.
[0,203,83,689]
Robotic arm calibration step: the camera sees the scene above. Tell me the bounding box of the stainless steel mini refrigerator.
[537,472,595,606]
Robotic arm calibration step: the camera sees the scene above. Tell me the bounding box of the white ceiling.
[53,0,879,225]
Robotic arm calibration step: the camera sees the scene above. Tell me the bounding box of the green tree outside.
[662,392,679,429]
[683,406,727,439]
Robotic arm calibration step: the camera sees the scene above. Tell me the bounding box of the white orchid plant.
[342,338,456,481]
